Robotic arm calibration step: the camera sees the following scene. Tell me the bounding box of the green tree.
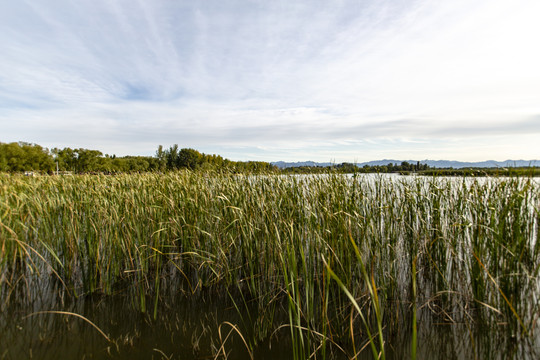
[0,142,54,172]
[76,149,103,172]
[54,147,78,172]
[155,145,167,171]
[166,144,179,170]
[178,148,203,169]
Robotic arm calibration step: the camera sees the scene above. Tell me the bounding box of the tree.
[54,147,77,172]
[0,142,54,172]
[155,145,167,171]
[166,144,179,170]
[178,148,203,169]
[76,149,103,172]
[401,161,412,171]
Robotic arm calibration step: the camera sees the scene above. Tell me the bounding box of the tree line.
[7,141,533,176]
[281,161,431,174]
[0,142,275,174]
[0,141,432,175]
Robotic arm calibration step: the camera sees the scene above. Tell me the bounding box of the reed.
[0,172,538,359]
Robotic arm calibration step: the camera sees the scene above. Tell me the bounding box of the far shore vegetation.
[1,141,539,176]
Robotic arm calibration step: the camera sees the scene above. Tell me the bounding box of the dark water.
[0,276,308,360]
[1,282,538,360]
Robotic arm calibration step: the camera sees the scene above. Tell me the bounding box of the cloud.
[1,0,539,161]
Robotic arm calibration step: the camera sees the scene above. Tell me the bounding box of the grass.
[0,171,539,359]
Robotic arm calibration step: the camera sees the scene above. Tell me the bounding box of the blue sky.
[1,0,539,162]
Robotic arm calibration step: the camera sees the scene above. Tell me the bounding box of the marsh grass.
[0,172,539,359]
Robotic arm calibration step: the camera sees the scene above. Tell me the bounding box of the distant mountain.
[272,161,333,169]
[417,160,539,168]
[272,159,539,169]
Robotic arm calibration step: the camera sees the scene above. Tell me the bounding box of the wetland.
[1,172,539,359]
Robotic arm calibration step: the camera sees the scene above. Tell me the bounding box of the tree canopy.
[2,141,538,176]
[0,142,276,174]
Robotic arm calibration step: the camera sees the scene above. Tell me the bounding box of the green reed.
[0,172,538,359]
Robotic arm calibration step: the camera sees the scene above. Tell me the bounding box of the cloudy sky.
[1,0,539,162]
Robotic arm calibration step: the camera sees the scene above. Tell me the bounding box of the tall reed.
[0,172,538,359]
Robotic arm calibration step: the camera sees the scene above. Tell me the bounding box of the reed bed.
[0,172,539,359]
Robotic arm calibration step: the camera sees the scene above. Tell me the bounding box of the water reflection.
[1,280,539,359]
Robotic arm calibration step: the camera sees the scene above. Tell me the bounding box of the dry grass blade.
[472,252,528,336]
[24,310,111,342]
[215,321,254,360]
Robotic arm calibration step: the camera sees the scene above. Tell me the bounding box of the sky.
[1,0,539,162]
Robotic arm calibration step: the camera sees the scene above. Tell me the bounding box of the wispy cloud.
[1,0,539,161]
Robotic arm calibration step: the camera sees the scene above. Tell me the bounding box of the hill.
[272,159,539,169]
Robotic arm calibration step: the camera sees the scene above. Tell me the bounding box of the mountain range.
[271,159,539,169]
